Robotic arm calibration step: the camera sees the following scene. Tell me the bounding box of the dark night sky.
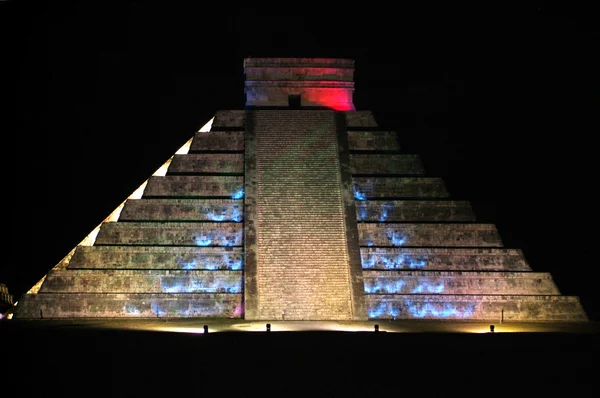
[3,2,600,320]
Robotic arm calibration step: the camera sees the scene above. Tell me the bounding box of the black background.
[3,1,599,320]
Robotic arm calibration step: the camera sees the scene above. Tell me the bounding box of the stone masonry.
[12,57,588,322]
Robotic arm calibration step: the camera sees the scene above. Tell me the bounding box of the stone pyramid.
[12,58,588,322]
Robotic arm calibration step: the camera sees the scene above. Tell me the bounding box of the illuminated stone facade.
[12,58,588,321]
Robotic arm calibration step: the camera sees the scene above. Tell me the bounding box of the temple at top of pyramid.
[12,57,588,322]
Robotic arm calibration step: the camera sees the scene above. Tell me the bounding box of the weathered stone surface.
[353,177,448,198]
[347,131,399,151]
[143,176,243,197]
[244,58,355,110]
[366,295,588,321]
[168,154,244,174]
[360,248,531,271]
[211,110,245,129]
[362,270,559,295]
[13,293,243,318]
[94,222,242,246]
[119,199,243,222]
[40,269,242,294]
[251,110,357,321]
[189,131,244,152]
[358,223,503,247]
[68,246,243,270]
[350,154,424,175]
[355,200,475,222]
[345,111,378,127]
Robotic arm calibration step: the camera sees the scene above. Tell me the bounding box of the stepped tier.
[40,269,242,294]
[355,200,475,222]
[189,131,244,152]
[347,131,399,151]
[13,293,242,318]
[68,246,243,270]
[143,176,244,197]
[350,154,424,175]
[94,222,242,246]
[358,223,503,247]
[366,295,587,321]
[119,199,243,222]
[353,177,448,198]
[168,154,244,174]
[360,248,531,271]
[362,270,559,295]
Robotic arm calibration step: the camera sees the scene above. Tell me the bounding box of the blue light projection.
[354,187,367,200]
[379,203,394,222]
[160,278,242,293]
[368,302,400,318]
[364,279,405,294]
[357,206,367,221]
[411,282,444,293]
[181,260,198,270]
[207,213,227,221]
[124,303,142,316]
[391,234,406,246]
[362,254,427,269]
[195,237,212,246]
[364,280,445,294]
[232,189,244,199]
[385,230,406,246]
[231,207,243,222]
[405,301,475,318]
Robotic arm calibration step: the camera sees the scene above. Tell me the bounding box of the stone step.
[68,246,243,270]
[119,199,243,222]
[365,294,588,321]
[360,248,530,271]
[40,269,243,294]
[345,111,379,128]
[353,177,448,199]
[347,131,399,151]
[350,154,424,175]
[95,222,243,246]
[356,200,475,222]
[358,223,503,247]
[12,293,242,318]
[189,131,244,152]
[143,176,244,198]
[362,270,559,295]
[211,110,245,129]
[168,154,244,174]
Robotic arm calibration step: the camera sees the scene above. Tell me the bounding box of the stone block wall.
[69,246,243,270]
[360,248,531,271]
[356,200,476,222]
[14,293,242,318]
[353,177,449,198]
[349,154,424,175]
[168,154,244,174]
[211,110,246,129]
[13,114,247,319]
[362,271,559,295]
[358,223,503,247]
[119,199,243,222]
[366,295,587,321]
[143,176,244,197]
[40,270,243,294]
[189,131,244,152]
[346,110,587,321]
[245,110,359,320]
[347,131,400,151]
